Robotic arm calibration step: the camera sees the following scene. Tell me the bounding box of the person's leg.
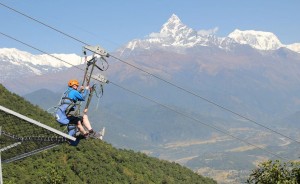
[69,116,88,136]
[82,114,93,132]
[82,114,102,138]
[82,109,100,138]
[77,121,88,135]
[56,108,69,125]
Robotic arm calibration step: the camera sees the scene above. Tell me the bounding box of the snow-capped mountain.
[121,14,300,54]
[2,13,300,184]
[0,48,82,69]
[0,48,82,82]
[228,29,283,50]
[286,43,300,53]
[122,14,223,52]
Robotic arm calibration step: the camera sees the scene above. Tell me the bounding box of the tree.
[247,160,300,184]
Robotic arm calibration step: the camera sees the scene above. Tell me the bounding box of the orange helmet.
[68,79,79,87]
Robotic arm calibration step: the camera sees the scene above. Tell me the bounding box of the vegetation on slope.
[0,84,216,183]
[3,140,216,183]
[247,160,300,184]
[0,84,59,129]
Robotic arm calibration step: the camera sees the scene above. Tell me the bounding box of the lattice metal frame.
[0,105,75,163]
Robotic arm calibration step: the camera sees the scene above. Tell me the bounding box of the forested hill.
[0,84,59,129]
[0,84,216,184]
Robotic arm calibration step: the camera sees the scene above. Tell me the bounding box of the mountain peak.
[121,15,300,54]
[228,29,283,50]
[168,14,182,24]
[160,14,188,35]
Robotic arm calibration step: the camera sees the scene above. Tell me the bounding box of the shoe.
[83,133,89,139]
[89,131,101,139]
[100,127,105,140]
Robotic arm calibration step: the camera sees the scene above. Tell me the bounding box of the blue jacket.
[56,87,88,125]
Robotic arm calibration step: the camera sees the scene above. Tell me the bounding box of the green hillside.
[0,84,59,129]
[0,84,216,184]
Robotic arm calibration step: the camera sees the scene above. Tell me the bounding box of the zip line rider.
[55,79,98,138]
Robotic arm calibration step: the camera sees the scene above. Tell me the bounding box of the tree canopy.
[247,160,300,184]
[0,84,216,183]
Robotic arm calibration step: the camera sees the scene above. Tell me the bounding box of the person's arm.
[68,89,86,101]
[81,86,89,100]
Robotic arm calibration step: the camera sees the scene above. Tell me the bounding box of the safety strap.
[85,84,96,110]
[59,89,77,115]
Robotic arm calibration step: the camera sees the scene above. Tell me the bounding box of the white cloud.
[197,27,219,36]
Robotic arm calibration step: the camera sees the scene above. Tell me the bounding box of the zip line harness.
[74,45,109,116]
[50,45,109,138]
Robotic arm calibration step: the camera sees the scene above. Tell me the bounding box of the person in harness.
[55,79,99,140]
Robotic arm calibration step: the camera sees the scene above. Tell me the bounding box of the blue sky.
[0,0,299,54]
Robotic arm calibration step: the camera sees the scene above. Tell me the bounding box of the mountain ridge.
[1,14,300,85]
[2,13,300,184]
[0,48,83,83]
[121,14,300,53]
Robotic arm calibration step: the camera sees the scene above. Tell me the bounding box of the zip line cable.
[110,55,300,144]
[0,2,88,46]
[0,31,291,161]
[0,2,299,144]
[109,81,289,161]
[0,33,84,71]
